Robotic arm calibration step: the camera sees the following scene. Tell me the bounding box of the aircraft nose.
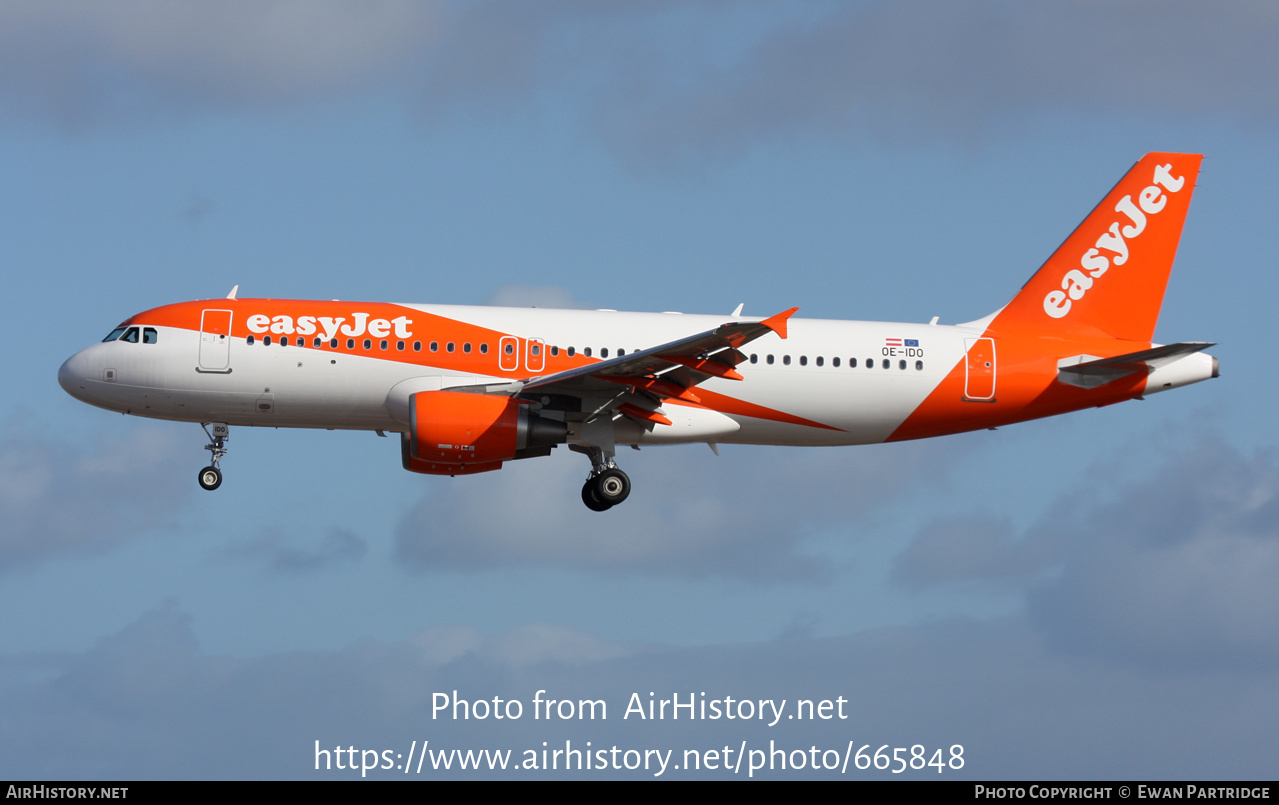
[58,351,91,400]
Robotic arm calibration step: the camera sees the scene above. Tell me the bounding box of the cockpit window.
[143,327,158,344]
[102,327,127,342]
[120,327,141,344]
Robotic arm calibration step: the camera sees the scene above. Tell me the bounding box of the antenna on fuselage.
[226,285,239,300]
[730,303,744,318]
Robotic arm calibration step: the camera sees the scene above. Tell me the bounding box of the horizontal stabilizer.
[1057,342,1215,389]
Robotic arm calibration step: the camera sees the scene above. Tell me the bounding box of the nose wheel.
[199,423,229,491]
[198,466,223,491]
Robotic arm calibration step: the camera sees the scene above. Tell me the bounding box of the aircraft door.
[963,338,996,401]
[199,309,233,373]
[499,336,520,373]
[526,338,545,373]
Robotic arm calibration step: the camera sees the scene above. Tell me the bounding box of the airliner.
[59,153,1217,511]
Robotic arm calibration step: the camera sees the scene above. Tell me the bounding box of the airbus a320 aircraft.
[59,153,1217,511]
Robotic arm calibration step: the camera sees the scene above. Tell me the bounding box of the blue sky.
[3,0,1278,779]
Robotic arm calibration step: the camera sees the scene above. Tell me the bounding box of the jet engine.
[401,391,566,476]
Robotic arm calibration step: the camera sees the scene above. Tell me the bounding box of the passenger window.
[601,348,609,358]
[143,327,158,344]
[480,343,489,354]
[584,347,592,357]
[363,339,371,350]
[464,342,472,354]
[413,341,421,351]
[102,327,127,342]
[766,354,774,365]
[916,360,924,371]
[314,338,322,348]
[750,354,758,364]
[380,340,388,350]
[783,355,791,365]
[833,357,840,367]
[504,343,514,355]
[799,356,807,366]
[281,337,289,347]
[331,338,340,348]
[264,335,272,346]
[247,335,256,345]
[430,342,438,352]
[530,344,539,356]
[447,342,455,353]
[899,359,906,370]
[550,346,559,357]
[397,341,405,351]
[567,347,575,357]
[346,338,354,349]
[882,359,890,369]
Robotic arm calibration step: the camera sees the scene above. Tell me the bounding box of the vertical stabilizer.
[991,153,1202,342]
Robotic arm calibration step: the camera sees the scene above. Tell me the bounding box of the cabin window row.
[749,354,924,371]
[244,336,493,353]
[238,336,925,372]
[241,337,644,359]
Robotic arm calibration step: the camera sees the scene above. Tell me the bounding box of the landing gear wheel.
[199,423,229,492]
[198,466,222,491]
[582,478,612,512]
[593,468,631,506]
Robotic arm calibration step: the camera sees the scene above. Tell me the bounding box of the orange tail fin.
[990,153,1202,342]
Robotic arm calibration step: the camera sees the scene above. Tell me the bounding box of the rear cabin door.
[963,337,996,401]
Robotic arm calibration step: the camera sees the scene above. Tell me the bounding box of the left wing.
[451,307,797,427]
[524,307,794,389]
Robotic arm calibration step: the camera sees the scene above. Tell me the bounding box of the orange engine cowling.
[401,391,566,476]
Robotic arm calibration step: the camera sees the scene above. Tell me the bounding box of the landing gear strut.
[571,444,631,512]
[198,422,229,491]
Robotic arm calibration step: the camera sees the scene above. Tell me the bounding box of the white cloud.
[8,1,1279,152]
[483,285,591,309]
[217,526,368,573]
[395,439,959,580]
[893,437,1279,669]
[589,1,1279,157]
[0,421,192,571]
[4,600,1277,778]
[0,0,439,124]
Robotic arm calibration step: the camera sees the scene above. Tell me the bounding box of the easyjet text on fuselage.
[245,312,414,340]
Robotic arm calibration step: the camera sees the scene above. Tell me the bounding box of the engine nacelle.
[401,391,566,476]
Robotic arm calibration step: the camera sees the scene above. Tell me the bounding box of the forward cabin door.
[198,309,233,372]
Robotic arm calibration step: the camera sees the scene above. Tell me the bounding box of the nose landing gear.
[198,423,229,491]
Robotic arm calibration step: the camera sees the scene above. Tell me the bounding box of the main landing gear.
[572,445,631,512]
[198,422,229,491]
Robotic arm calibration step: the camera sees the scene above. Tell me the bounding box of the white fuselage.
[59,305,970,447]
